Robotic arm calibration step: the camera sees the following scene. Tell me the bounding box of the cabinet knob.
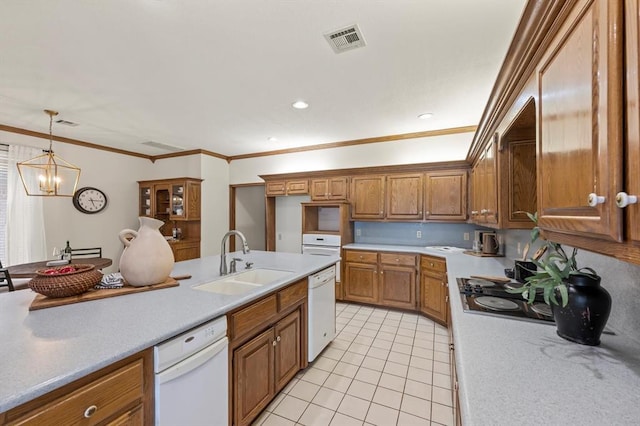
[430,262,434,267]
[276,335,281,342]
[84,405,98,418]
[272,340,277,346]
[480,209,488,214]
[587,193,606,207]
[615,192,638,208]
[441,282,445,286]
[395,258,400,262]
[445,295,449,302]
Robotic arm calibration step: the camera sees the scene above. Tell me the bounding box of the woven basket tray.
[28,264,103,298]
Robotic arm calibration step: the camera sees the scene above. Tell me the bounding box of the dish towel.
[95,272,124,289]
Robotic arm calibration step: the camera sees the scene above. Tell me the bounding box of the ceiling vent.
[324,24,366,54]
[55,119,79,127]
[141,141,183,152]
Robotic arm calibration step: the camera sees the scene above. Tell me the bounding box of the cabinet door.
[380,264,416,310]
[274,310,301,392]
[420,271,447,324]
[343,262,379,303]
[482,140,498,224]
[154,184,171,219]
[184,181,201,220]
[425,170,468,221]
[234,328,275,426]
[626,0,640,243]
[171,241,200,262]
[386,173,423,220]
[351,176,385,219]
[537,0,624,241]
[286,179,309,195]
[266,181,287,196]
[328,177,348,200]
[139,185,153,217]
[310,179,330,201]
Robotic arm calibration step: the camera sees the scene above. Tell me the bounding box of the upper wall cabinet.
[424,170,468,221]
[265,179,309,196]
[537,0,624,241]
[350,175,386,219]
[310,177,349,201]
[624,0,640,244]
[386,173,424,220]
[470,138,498,225]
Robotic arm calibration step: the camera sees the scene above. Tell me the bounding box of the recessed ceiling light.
[418,113,434,119]
[292,100,309,109]
[268,137,278,142]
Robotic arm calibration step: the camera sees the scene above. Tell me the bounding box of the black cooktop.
[456,277,554,324]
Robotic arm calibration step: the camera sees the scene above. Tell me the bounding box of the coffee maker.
[473,230,499,254]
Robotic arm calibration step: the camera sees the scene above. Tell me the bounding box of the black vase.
[551,274,612,346]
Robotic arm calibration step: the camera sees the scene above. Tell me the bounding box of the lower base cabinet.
[343,250,417,309]
[169,239,200,261]
[0,350,153,425]
[229,280,307,426]
[420,255,449,325]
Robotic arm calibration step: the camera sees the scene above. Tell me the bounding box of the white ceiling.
[0,0,526,157]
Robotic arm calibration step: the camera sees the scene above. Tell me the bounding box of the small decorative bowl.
[28,264,103,298]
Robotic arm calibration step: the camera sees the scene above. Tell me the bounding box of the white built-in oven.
[302,234,341,282]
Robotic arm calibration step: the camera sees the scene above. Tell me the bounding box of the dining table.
[7,258,113,278]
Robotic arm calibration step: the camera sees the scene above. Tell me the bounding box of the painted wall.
[0,131,230,270]
[228,132,474,184]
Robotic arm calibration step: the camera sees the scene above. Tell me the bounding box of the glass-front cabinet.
[137,177,203,261]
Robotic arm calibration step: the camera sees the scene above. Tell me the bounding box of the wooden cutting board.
[29,277,179,311]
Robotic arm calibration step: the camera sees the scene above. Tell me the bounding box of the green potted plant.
[508,212,611,346]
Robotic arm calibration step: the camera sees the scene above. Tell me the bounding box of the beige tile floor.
[253,302,455,426]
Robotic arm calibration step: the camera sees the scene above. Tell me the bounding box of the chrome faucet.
[220,230,250,276]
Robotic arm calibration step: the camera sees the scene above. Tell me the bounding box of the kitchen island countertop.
[343,243,640,426]
[0,250,338,413]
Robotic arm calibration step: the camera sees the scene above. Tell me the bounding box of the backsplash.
[354,221,489,247]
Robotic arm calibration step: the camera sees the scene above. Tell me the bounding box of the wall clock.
[72,187,108,214]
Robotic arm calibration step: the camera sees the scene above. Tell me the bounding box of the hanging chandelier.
[17,110,81,197]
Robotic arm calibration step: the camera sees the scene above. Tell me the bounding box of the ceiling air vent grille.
[141,141,183,152]
[324,24,366,54]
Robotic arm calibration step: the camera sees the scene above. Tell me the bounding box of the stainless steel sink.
[193,268,294,295]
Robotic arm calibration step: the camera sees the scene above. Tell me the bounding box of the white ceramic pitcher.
[118,217,175,286]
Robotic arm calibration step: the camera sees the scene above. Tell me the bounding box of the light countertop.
[343,243,640,425]
[0,250,339,413]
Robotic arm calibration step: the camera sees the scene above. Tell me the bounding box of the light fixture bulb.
[418,113,434,120]
[292,100,309,109]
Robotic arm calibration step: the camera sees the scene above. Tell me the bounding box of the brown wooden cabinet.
[420,255,448,325]
[626,0,640,245]
[1,350,153,425]
[350,175,386,219]
[137,178,202,261]
[265,179,309,196]
[537,0,624,242]
[310,177,349,201]
[379,253,418,310]
[386,173,423,220]
[343,251,379,304]
[470,138,498,225]
[229,280,307,426]
[343,250,417,309]
[424,170,468,221]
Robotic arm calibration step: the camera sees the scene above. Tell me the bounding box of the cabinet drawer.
[344,250,378,264]
[7,360,144,425]
[421,255,447,273]
[230,295,278,340]
[380,253,417,267]
[278,280,307,312]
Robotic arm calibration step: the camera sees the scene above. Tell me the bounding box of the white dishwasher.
[308,265,336,362]
[154,316,228,426]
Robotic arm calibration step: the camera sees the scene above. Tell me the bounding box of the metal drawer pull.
[615,192,638,208]
[588,193,605,207]
[84,405,98,418]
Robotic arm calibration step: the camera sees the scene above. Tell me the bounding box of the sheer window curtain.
[6,145,47,265]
